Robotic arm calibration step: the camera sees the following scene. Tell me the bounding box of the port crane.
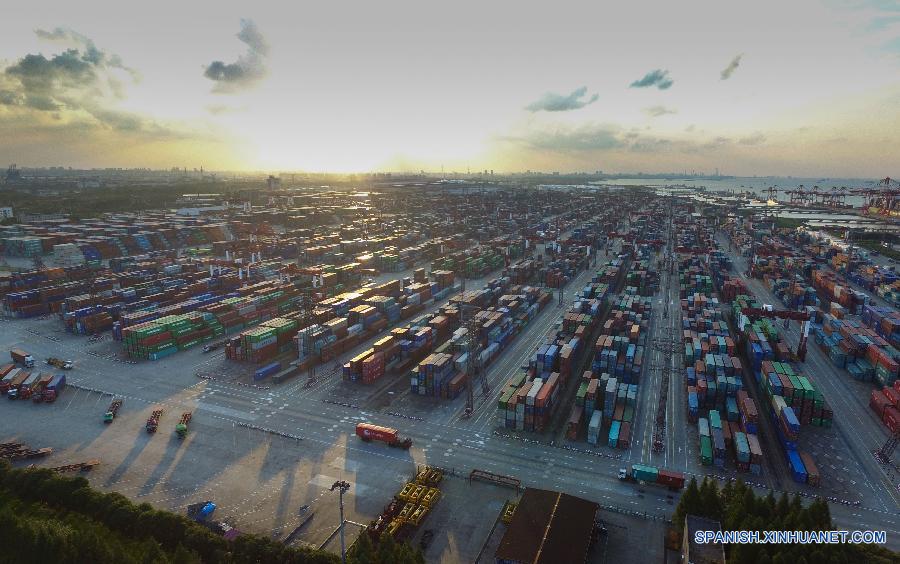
[858,177,900,217]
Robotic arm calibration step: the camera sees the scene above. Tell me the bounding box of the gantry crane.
[738,305,811,361]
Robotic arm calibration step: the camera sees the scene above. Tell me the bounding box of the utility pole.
[331,480,351,564]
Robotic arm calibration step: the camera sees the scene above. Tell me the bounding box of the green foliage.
[2,181,261,220]
[346,532,424,564]
[671,478,898,564]
[0,461,340,563]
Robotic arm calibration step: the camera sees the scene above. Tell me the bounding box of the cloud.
[207,104,245,115]
[504,123,623,151]
[35,27,138,78]
[524,86,599,112]
[703,136,731,149]
[0,30,175,137]
[629,69,673,90]
[738,132,766,145]
[204,19,269,93]
[644,105,677,117]
[720,54,743,80]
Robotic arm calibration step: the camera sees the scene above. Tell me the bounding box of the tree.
[699,478,722,521]
[0,461,341,563]
[349,532,375,564]
[673,477,702,531]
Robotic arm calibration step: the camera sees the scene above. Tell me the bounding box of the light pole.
[331,480,351,564]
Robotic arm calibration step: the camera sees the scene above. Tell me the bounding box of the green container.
[700,436,713,465]
[708,409,722,429]
[631,464,659,482]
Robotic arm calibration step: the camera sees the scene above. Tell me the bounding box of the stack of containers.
[678,242,768,474]
[592,296,649,383]
[870,384,900,435]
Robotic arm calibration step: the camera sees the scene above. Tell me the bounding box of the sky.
[0,0,898,176]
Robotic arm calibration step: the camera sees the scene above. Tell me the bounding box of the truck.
[104,398,123,423]
[175,412,192,439]
[45,357,74,370]
[618,464,685,491]
[8,372,39,400]
[43,374,66,402]
[30,373,54,403]
[10,349,34,369]
[146,409,163,433]
[355,422,412,449]
[0,368,23,395]
[17,372,50,400]
[0,364,14,379]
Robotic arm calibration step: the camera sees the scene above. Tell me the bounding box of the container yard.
[1,185,899,560]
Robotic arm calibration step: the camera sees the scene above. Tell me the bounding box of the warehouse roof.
[495,488,598,564]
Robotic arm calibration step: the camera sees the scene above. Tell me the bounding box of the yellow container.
[398,502,415,522]
[398,483,415,500]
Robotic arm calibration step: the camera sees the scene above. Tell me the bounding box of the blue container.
[254,362,281,380]
[608,420,621,448]
[787,450,807,484]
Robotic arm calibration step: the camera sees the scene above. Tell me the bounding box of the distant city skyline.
[0,1,898,177]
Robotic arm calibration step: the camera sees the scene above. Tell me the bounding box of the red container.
[656,469,686,490]
[871,390,891,418]
[883,386,900,408]
[617,421,631,449]
[883,406,900,434]
[355,423,399,444]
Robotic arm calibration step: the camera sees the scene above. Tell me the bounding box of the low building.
[176,205,229,217]
[682,514,726,564]
[495,488,598,564]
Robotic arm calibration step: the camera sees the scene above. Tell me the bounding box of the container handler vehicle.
[355,422,412,449]
[175,412,192,439]
[146,408,163,433]
[104,398,123,423]
[45,357,74,370]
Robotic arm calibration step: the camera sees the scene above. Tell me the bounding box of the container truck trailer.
[618,464,685,491]
[30,373,54,403]
[146,409,163,433]
[43,374,65,402]
[175,412,192,439]
[355,423,412,449]
[8,372,39,400]
[16,372,50,400]
[0,368,24,394]
[10,349,34,368]
[104,399,123,423]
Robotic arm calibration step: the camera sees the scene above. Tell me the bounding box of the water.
[591,176,878,196]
